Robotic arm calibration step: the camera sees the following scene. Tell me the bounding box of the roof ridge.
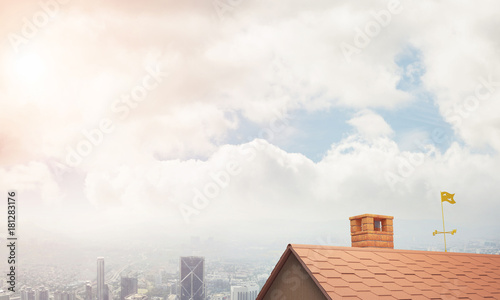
[289,243,500,257]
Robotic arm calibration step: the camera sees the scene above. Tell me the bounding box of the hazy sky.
[1,0,500,249]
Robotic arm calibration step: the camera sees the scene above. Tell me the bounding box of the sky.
[1,0,500,252]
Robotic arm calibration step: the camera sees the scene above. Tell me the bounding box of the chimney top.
[350,214,394,249]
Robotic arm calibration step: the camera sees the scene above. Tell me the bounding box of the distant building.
[120,277,138,300]
[0,293,10,300]
[124,294,147,300]
[20,288,35,300]
[37,287,48,300]
[179,256,205,300]
[155,271,162,286]
[230,284,259,300]
[85,283,92,300]
[53,291,61,300]
[211,294,229,300]
[103,284,111,300]
[97,257,105,300]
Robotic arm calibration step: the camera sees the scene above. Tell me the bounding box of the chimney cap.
[349,213,394,220]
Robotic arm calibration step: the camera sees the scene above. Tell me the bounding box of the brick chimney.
[350,214,394,248]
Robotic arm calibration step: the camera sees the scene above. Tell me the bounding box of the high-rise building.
[37,287,49,300]
[21,288,35,300]
[120,277,138,300]
[85,282,92,300]
[155,270,162,286]
[103,284,110,300]
[230,284,259,300]
[66,291,76,300]
[179,256,205,300]
[53,291,61,300]
[71,292,76,300]
[97,257,105,300]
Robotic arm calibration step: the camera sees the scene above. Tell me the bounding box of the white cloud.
[64,133,500,242]
[348,110,394,139]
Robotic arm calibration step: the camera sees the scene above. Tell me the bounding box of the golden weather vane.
[433,191,457,252]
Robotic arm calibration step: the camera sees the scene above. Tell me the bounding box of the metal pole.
[441,199,447,252]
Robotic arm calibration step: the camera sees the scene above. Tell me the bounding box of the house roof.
[258,244,500,299]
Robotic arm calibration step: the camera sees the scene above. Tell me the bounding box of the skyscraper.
[230,284,259,300]
[120,277,138,300]
[21,288,35,300]
[37,287,49,300]
[53,291,61,300]
[97,257,105,300]
[179,256,205,300]
[85,282,92,300]
[104,284,110,300]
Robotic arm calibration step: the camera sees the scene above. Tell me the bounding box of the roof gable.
[257,246,331,300]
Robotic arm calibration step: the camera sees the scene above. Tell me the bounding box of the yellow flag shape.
[441,191,456,204]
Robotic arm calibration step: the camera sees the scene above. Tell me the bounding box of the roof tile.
[385,270,405,278]
[355,291,381,298]
[374,274,393,283]
[324,277,350,287]
[370,286,392,296]
[353,269,375,279]
[334,265,356,274]
[320,269,342,278]
[292,247,309,257]
[314,261,336,270]
[389,290,413,299]
[340,273,362,283]
[361,278,384,287]
[332,287,357,297]
[418,289,442,298]
[348,282,370,292]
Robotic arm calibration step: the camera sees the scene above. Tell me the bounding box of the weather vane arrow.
[433,191,457,252]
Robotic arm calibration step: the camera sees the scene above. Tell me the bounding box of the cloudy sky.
[1,0,500,250]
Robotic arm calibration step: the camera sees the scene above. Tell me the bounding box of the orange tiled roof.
[259,244,500,299]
